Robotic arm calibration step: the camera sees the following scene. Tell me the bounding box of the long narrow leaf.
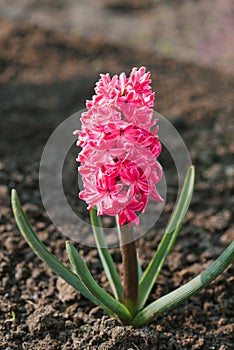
[136,254,143,281]
[11,189,113,313]
[138,165,195,310]
[132,240,234,326]
[90,209,123,301]
[66,241,132,323]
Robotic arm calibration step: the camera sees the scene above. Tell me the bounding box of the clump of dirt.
[0,16,233,350]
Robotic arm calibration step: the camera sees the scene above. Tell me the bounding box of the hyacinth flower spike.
[12,67,234,326]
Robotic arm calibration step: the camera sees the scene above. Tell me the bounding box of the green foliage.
[11,166,234,326]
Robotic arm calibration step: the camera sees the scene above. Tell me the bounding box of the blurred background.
[0,0,234,73]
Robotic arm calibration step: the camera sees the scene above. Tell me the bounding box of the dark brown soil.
[0,14,234,350]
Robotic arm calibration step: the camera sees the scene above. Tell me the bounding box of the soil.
[0,6,234,350]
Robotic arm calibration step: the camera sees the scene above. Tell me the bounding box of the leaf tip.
[11,188,19,211]
[65,240,71,249]
[11,188,17,199]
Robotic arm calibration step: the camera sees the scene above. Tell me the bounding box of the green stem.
[120,225,138,316]
[132,240,234,326]
[90,209,123,301]
[116,216,142,281]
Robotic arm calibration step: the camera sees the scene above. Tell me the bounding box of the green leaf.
[132,240,234,326]
[90,209,123,301]
[138,165,195,310]
[11,189,113,314]
[136,254,143,281]
[66,241,132,323]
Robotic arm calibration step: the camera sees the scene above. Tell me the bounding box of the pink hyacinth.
[75,67,163,226]
[87,66,155,109]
